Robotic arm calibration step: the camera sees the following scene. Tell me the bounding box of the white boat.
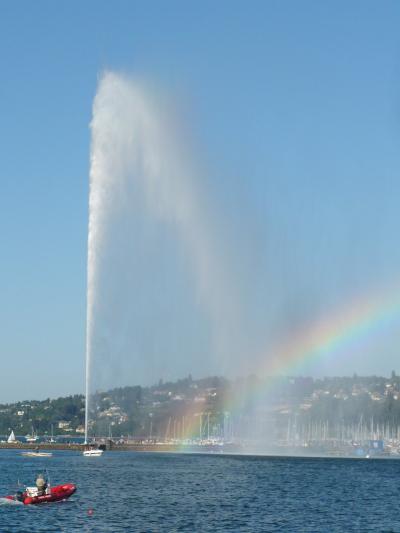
[21,451,53,458]
[7,430,16,443]
[83,449,103,457]
[25,427,39,443]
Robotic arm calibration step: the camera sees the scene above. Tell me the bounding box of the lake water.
[0,449,399,532]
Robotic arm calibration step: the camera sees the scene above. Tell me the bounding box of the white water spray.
[85,72,241,441]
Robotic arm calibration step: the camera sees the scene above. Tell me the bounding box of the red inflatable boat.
[6,483,76,505]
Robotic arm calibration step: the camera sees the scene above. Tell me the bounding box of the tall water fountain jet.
[84,72,242,441]
[83,71,395,449]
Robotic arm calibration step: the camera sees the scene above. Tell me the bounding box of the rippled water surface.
[0,450,400,532]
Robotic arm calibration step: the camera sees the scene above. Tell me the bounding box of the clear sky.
[1,1,400,402]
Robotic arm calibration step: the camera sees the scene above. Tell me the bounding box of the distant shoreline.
[1,442,399,460]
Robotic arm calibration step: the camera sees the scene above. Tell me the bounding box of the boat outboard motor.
[14,491,24,502]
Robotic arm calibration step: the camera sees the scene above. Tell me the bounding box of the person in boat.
[36,473,47,496]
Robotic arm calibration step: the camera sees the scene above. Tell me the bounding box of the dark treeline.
[1,373,400,438]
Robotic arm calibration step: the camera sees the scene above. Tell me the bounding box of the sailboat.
[48,424,56,444]
[7,430,16,443]
[25,426,39,443]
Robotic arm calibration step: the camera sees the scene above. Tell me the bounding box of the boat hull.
[21,452,53,457]
[83,449,103,456]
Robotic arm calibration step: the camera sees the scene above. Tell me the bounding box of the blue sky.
[1,1,400,401]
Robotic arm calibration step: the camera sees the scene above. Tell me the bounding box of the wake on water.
[0,498,24,506]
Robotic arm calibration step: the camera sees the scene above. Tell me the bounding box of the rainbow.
[178,281,400,443]
[256,282,400,379]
